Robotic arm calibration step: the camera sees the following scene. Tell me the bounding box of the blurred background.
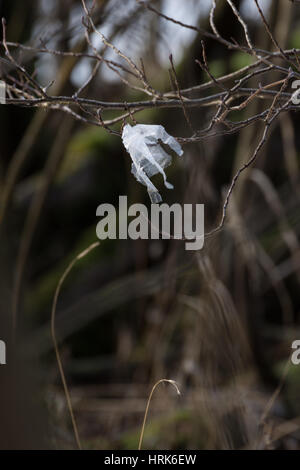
[1,0,300,450]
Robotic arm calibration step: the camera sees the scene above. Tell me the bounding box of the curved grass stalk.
[50,241,100,450]
[138,379,181,450]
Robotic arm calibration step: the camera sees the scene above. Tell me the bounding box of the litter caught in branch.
[122,124,183,203]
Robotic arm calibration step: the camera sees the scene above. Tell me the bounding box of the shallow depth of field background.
[1,0,300,450]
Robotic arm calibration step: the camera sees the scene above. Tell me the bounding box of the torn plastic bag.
[122,123,183,203]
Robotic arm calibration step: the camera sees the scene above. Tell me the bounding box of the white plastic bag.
[122,124,183,203]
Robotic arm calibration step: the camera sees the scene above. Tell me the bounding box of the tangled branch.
[1,0,300,235]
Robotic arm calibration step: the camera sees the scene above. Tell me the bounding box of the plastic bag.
[122,123,183,203]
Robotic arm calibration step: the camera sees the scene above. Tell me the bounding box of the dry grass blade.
[138,379,181,450]
[50,241,100,450]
